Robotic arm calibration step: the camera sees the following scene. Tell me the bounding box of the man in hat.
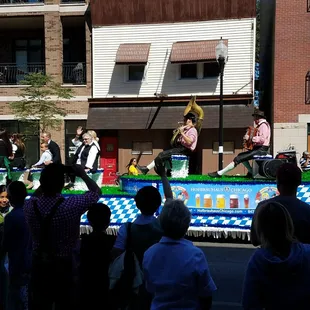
[138,113,198,175]
[209,109,271,178]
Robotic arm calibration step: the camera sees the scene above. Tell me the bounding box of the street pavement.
[195,242,256,310]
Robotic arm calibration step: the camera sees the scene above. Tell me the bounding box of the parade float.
[5,99,306,241]
[5,151,309,242]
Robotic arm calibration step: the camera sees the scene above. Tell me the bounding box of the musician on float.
[209,109,270,178]
[138,113,198,175]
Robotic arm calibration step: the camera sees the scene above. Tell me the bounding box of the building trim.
[0,96,89,102]
[88,94,253,106]
[0,114,88,120]
[0,3,87,14]
[298,114,310,123]
[64,114,88,120]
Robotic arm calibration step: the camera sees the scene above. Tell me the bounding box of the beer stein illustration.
[195,194,201,208]
[229,195,239,209]
[244,194,250,208]
[204,194,212,208]
[216,194,225,209]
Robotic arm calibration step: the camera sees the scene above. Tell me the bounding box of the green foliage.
[9,73,74,133]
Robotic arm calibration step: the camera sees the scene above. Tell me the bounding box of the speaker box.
[253,159,289,180]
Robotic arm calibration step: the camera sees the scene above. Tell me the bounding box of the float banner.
[157,182,279,215]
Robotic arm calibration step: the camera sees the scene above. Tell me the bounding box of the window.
[0,120,40,165]
[180,64,197,79]
[132,141,153,155]
[212,141,235,154]
[128,65,145,81]
[203,62,220,78]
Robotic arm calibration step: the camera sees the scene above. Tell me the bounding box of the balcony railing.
[63,62,86,85]
[0,0,43,4]
[0,63,45,85]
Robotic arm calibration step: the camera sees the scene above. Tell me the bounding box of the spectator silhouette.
[24,164,101,310]
[79,203,115,310]
[251,163,310,245]
[111,158,172,309]
[143,199,216,310]
[1,181,31,310]
[243,201,310,309]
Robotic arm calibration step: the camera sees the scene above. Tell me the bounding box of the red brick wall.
[274,0,310,123]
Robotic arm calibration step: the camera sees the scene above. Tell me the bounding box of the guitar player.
[208,109,271,178]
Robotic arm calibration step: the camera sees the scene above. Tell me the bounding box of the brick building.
[0,0,91,164]
[260,0,310,156]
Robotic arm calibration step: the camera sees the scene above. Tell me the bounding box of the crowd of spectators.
[0,159,310,309]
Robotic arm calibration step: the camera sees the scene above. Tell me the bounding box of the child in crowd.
[1,181,31,310]
[79,203,115,310]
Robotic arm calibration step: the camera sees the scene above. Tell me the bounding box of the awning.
[115,43,151,64]
[170,40,228,63]
[87,105,252,130]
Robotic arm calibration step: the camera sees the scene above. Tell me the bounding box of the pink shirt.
[252,119,270,147]
[178,126,198,151]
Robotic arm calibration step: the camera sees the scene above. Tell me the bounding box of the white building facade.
[92,18,256,99]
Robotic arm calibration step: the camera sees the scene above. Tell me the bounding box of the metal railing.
[0,0,43,4]
[0,63,45,85]
[63,62,86,85]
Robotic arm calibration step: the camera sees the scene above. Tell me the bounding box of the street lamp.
[215,37,228,170]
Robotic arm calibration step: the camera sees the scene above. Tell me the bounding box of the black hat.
[252,109,266,118]
[184,112,196,123]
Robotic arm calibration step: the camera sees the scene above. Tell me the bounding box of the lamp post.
[215,37,228,170]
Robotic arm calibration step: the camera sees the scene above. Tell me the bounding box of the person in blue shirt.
[143,199,217,310]
[243,201,310,309]
[1,181,32,310]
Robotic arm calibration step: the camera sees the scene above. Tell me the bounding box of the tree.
[9,73,74,133]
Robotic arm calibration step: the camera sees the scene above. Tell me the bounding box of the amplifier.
[252,158,290,180]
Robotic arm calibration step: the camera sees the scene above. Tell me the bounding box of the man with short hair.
[41,132,61,165]
[24,163,101,310]
[251,163,310,245]
[138,112,198,175]
[300,151,310,172]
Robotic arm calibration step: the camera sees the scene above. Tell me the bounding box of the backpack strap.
[33,197,65,224]
[33,197,65,251]
[126,222,132,250]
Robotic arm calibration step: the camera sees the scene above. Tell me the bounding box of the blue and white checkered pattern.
[79,196,252,229]
[80,197,141,226]
[190,215,252,228]
[296,185,310,203]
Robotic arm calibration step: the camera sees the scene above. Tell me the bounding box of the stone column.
[44,13,63,83]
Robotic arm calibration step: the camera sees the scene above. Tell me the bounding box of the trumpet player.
[138,113,198,175]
